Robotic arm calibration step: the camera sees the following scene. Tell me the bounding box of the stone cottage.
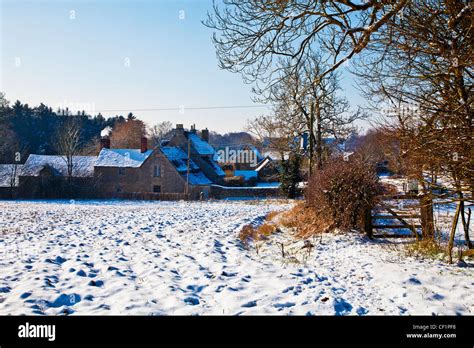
[166,124,225,185]
[94,135,214,199]
[17,126,225,199]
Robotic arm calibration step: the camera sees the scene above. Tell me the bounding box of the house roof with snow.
[203,157,225,177]
[161,146,212,185]
[0,164,23,187]
[161,146,200,172]
[95,148,153,168]
[186,133,215,156]
[22,155,96,177]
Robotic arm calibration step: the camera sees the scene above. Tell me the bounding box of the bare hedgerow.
[305,157,383,232]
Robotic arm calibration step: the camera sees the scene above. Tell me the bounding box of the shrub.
[279,202,331,237]
[224,176,244,186]
[305,157,382,231]
[405,239,446,260]
[238,222,278,247]
[280,154,302,198]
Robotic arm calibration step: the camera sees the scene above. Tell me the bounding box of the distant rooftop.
[187,132,215,156]
[161,146,212,185]
[22,155,96,177]
[96,148,153,168]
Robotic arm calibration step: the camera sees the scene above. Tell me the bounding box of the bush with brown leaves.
[305,157,383,232]
[238,222,278,247]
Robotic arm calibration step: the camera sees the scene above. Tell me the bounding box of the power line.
[95,104,272,113]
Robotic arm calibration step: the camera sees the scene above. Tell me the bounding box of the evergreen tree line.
[0,99,128,164]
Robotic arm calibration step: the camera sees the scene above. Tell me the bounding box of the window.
[153,185,161,193]
[118,167,125,176]
[154,165,161,177]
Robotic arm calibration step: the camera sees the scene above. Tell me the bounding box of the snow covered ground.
[0,200,472,315]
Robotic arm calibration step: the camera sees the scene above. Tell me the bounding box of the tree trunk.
[364,207,373,239]
[315,104,322,170]
[308,104,314,176]
[420,194,434,239]
[458,193,472,249]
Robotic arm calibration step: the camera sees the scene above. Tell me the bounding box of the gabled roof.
[96,148,153,168]
[187,133,215,156]
[22,155,96,177]
[0,164,23,187]
[161,146,212,185]
[203,157,226,177]
[161,147,199,172]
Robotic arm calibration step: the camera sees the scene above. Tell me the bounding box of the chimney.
[141,137,148,153]
[175,124,184,135]
[100,138,110,150]
[201,128,209,143]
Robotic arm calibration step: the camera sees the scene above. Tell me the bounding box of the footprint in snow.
[20,292,32,299]
[242,300,257,308]
[332,287,347,295]
[221,271,238,277]
[273,302,295,309]
[186,285,207,293]
[0,286,12,293]
[431,293,445,301]
[45,256,67,265]
[48,293,81,308]
[216,285,226,293]
[408,277,422,285]
[184,297,200,305]
[88,280,104,287]
[334,298,353,316]
[241,275,251,283]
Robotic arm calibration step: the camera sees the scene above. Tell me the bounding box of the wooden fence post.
[420,194,434,239]
[364,207,373,239]
[448,202,461,263]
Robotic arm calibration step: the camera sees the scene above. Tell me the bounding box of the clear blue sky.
[0,0,368,133]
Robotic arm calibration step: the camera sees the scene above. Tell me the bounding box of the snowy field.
[0,200,472,315]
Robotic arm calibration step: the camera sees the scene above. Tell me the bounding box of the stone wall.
[209,185,281,199]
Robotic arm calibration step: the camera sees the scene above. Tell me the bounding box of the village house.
[15,125,225,200]
[166,124,225,185]
[94,134,215,199]
[17,154,96,198]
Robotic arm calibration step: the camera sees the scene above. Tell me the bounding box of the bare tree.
[251,53,364,173]
[352,0,472,248]
[247,113,296,160]
[205,0,409,92]
[55,118,83,178]
[150,121,173,147]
